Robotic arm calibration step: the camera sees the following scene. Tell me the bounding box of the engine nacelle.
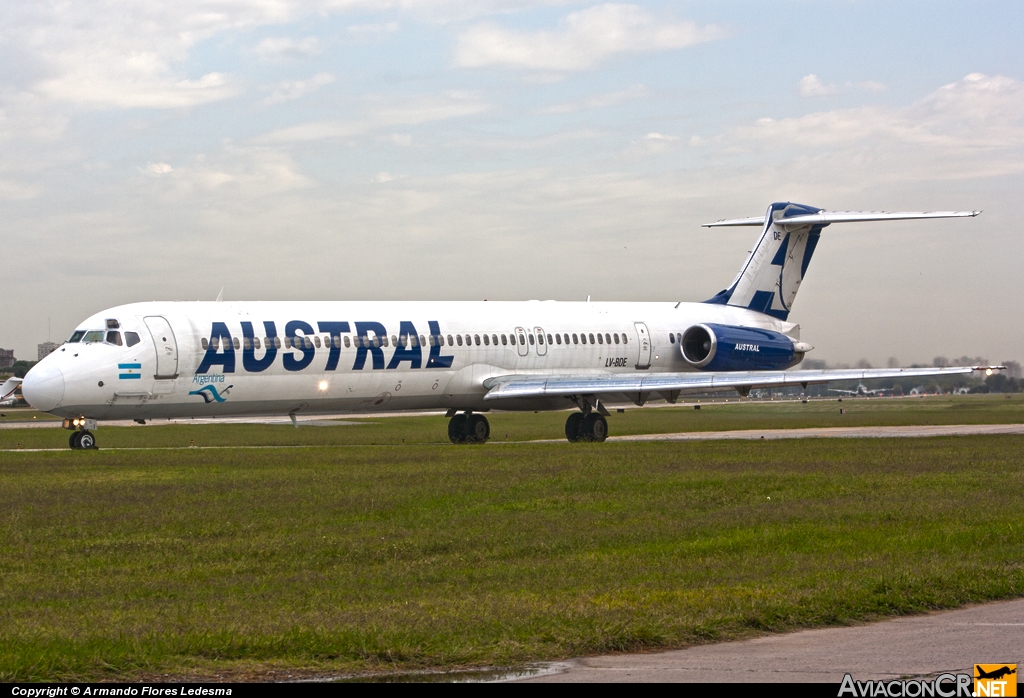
[679,323,802,371]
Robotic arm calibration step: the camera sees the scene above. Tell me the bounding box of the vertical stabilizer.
[704,202,824,320]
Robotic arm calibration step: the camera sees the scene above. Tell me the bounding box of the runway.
[606,423,1024,442]
[515,598,1024,683]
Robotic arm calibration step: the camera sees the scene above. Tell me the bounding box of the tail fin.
[704,202,823,320]
[702,202,980,320]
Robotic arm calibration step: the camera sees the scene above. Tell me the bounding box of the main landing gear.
[63,417,98,450]
[448,412,490,444]
[564,398,609,443]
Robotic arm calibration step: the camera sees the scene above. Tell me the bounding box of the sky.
[1,0,1022,366]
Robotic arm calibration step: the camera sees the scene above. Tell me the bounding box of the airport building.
[38,342,59,361]
[0,348,14,369]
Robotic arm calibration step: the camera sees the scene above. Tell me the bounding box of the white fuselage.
[27,300,794,420]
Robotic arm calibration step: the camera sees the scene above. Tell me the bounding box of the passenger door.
[633,321,651,370]
[144,316,179,378]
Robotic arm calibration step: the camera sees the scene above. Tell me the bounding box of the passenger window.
[243,337,251,350]
[614,334,620,344]
[572,333,578,344]
[233,338,241,350]
[537,333,544,345]
[547,333,553,344]
[555,334,561,345]
[456,335,463,346]
[483,335,490,346]
[344,336,351,348]
[528,334,535,345]
[273,337,280,349]
[125,331,140,347]
[253,337,261,349]
[502,334,507,345]
[201,338,209,350]
[392,335,399,347]
[465,334,471,346]
[314,336,321,348]
[474,334,481,346]
[589,333,595,344]
[605,333,611,344]
[580,334,587,344]
[106,331,123,346]
[622,335,627,344]
[445,335,452,346]
[669,333,675,344]
[68,330,85,343]
[597,333,603,345]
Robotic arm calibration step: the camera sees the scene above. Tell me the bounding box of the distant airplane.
[10,202,1001,449]
[828,383,893,397]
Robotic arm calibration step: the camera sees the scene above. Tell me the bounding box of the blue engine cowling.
[680,323,799,371]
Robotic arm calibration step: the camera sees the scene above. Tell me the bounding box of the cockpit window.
[83,330,104,343]
[125,332,141,347]
[106,331,123,346]
[68,330,86,343]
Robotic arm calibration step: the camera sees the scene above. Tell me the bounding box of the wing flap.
[483,366,995,401]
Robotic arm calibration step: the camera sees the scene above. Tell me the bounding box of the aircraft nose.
[22,363,65,412]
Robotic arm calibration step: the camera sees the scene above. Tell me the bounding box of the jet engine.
[679,323,809,371]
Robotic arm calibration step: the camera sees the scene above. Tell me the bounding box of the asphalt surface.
[515,599,1024,683]
[606,423,1024,442]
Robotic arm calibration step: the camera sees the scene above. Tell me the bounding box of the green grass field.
[0,395,1022,681]
[0,393,1021,450]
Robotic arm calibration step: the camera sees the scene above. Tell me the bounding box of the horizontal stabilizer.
[703,210,981,228]
[0,377,22,401]
[483,366,1002,402]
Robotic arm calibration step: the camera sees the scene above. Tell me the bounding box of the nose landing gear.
[448,412,490,444]
[63,417,98,450]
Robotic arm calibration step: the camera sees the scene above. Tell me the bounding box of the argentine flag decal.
[118,363,142,379]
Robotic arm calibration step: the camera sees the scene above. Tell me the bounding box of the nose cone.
[22,363,65,412]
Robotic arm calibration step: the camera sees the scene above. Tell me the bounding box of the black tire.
[582,414,608,443]
[468,415,490,443]
[69,432,81,449]
[448,414,468,444]
[565,413,583,442]
[78,431,96,450]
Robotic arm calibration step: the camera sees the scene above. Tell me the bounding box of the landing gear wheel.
[448,414,468,444]
[582,414,608,442]
[78,431,96,450]
[468,415,490,444]
[69,432,82,449]
[565,413,583,442]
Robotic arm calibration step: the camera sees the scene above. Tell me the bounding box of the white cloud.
[253,37,323,60]
[262,73,336,105]
[799,74,839,97]
[732,73,1024,183]
[144,162,174,175]
[857,80,886,93]
[347,22,400,37]
[254,93,491,143]
[455,4,722,72]
[390,133,413,146]
[644,132,678,141]
[537,85,648,114]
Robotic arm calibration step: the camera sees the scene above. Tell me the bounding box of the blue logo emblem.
[118,363,142,379]
[188,385,233,403]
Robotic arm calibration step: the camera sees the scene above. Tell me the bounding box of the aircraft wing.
[0,377,22,401]
[703,210,980,228]
[483,366,996,402]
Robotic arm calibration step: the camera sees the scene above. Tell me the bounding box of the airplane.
[9,201,1002,450]
[828,383,893,397]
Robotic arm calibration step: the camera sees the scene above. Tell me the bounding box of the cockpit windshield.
[68,330,86,343]
[83,331,104,343]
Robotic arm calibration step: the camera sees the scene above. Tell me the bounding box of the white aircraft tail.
[703,202,980,320]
